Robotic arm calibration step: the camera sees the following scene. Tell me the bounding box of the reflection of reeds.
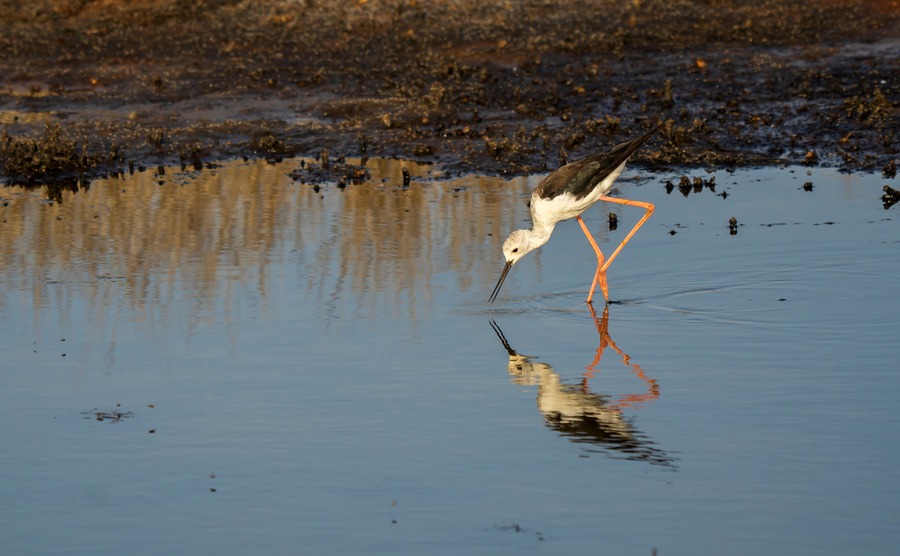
[0,158,537,329]
[299,158,538,320]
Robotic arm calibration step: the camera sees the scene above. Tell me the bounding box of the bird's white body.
[500,160,628,269]
[527,162,628,247]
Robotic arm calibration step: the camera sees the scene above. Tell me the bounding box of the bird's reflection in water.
[490,306,677,469]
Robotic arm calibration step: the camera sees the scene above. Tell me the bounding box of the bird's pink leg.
[576,216,608,303]
[597,195,654,279]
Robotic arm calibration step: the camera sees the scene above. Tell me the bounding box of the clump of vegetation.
[250,132,287,157]
[0,122,117,183]
[289,149,370,189]
[843,88,894,127]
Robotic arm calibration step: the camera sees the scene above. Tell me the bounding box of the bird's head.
[489,230,536,303]
[501,229,534,266]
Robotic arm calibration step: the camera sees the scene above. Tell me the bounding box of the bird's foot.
[586,269,610,304]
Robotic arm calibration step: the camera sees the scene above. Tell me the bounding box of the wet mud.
[0,0,897,184]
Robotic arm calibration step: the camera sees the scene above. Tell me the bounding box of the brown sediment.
[0,0,897,184]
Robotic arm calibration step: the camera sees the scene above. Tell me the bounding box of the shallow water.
[1,158,898,555]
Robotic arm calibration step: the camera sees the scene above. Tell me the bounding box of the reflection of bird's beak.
[489,260,513,303]
[489,319,517,356]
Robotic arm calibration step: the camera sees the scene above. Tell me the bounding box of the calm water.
[1,158,898,555]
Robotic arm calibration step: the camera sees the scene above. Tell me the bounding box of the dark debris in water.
[882,185,900,210]
[883,161,897,179]
[665,175,717,197]
[492,524,545,542]
[83,403,134,423]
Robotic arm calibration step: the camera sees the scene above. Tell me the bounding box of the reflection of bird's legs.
[583,303,610,389]
[585,303,660,407]
[576,216,608,303]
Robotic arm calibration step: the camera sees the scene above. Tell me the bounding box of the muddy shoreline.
[0,0,897,185]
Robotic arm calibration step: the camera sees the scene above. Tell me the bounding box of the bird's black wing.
[537,128,658,201]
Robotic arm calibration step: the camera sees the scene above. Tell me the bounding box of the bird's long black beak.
[489,260,513,304]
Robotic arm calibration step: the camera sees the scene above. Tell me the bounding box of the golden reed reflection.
[490,307,676,468]
[0,158,538,330]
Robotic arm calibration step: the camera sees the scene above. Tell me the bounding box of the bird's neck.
[528,222,554,248]
[528,224,553,251]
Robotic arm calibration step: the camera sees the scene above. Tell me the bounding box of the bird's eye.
[512,248,519,253]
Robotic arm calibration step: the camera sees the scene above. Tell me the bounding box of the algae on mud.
[0,0,897,184]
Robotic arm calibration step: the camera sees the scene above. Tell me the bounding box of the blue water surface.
[1,159,898,555]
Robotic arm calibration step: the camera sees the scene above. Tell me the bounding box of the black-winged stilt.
[489,128,658,304]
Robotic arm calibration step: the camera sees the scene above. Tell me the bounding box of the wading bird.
[489,128,658,304]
